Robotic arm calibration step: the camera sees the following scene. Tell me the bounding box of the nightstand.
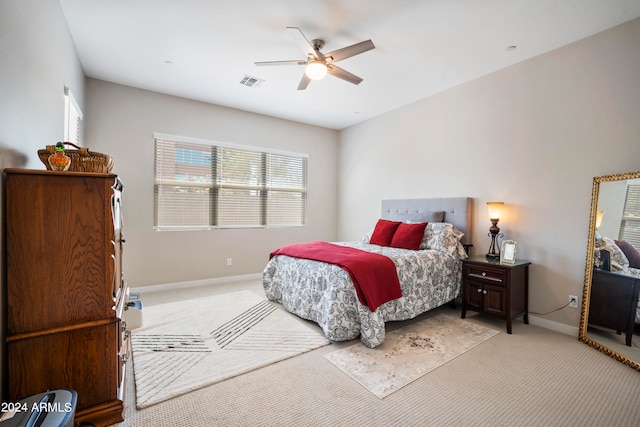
[461,257,531,334]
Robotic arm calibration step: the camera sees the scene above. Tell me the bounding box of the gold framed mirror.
[579,170,640,371]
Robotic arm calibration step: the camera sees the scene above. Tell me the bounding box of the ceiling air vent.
[240,75,264,88]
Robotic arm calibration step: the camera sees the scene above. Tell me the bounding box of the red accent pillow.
[369,219,401,246]
[390,222,429,250]
[615,240,640,269]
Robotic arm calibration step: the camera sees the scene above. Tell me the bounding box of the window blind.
[64,87,83,145]
[154,134,307,230]
[619,184,640,247]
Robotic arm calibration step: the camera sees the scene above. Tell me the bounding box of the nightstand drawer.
[464,264,507,284]
[461,257,531,335]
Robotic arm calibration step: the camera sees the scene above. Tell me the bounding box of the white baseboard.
[528,315,579,337]
[130,273,262,294]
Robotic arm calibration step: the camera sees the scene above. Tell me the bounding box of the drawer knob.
[483,290,488,295]
[477,288,482,293]
[482,272,487,276]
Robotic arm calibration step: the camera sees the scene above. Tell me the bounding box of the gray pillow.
[387,210,445,223]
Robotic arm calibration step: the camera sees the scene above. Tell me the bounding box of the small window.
[64,87,83,145]
[154,133,308,230]
[619,184,640,247]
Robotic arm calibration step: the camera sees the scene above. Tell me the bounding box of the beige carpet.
[325,313,500,398]
[130,291,330,408]
[111,280,640,427]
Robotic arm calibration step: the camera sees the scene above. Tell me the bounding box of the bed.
[263,197,472,348]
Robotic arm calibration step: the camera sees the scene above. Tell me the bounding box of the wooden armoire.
[4,169,128,426]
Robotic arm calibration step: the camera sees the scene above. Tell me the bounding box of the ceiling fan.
[255,27,375,90]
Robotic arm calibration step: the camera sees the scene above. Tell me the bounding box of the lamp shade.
[596,210,605,229]
[305,61,328,80]
[487,202,504,220]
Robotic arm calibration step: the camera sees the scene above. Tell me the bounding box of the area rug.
[324,313,499,398]
[130,291,330,408]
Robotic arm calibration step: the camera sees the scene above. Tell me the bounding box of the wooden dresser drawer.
[464,264,507,285]
[6,170,126,427]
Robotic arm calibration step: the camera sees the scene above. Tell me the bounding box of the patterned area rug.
[324,313,499,398]
[131,291,330,408]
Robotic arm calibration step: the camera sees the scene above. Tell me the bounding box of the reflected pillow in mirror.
[599,237,629,271]
[615,240,640,269]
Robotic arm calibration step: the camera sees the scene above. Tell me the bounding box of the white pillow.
[421,222,464,255]
[595,237,629,271]
[361,228,374,243]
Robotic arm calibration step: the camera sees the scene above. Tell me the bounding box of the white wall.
[597,180,628,240]
[0,0,86,403]
[337,18,640,328]
[0,1,85,167]
[85,79,339,287]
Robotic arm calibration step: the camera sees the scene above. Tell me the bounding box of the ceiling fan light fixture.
[305,61,328,80]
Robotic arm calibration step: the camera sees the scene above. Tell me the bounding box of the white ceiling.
[59,0,640,130]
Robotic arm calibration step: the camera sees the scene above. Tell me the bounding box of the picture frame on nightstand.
[500,240,518,264]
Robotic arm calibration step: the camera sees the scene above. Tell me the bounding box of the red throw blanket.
[270,241,402,311]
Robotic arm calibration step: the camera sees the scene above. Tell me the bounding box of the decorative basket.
[38,142,114,173]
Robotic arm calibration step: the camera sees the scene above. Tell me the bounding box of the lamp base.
[485,253,500,261]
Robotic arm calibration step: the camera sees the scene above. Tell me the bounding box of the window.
[64,87,83,144]
[154,133,308,230]
[619,184,640,247]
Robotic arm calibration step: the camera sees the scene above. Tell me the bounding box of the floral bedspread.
[263,240,465,348]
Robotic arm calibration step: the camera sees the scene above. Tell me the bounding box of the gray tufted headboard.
[381,197,473,245]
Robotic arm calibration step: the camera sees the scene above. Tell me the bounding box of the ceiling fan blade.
[325,39,375,63]
[327,64,363,85]
[297,73,311,90]
[287,26,318,59]
[254,60,306,66]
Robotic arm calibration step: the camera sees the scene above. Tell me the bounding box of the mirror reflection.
[580,171,640,370]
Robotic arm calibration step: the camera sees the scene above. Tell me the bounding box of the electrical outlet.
[569,295,579,308]
[226,258,232,266]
